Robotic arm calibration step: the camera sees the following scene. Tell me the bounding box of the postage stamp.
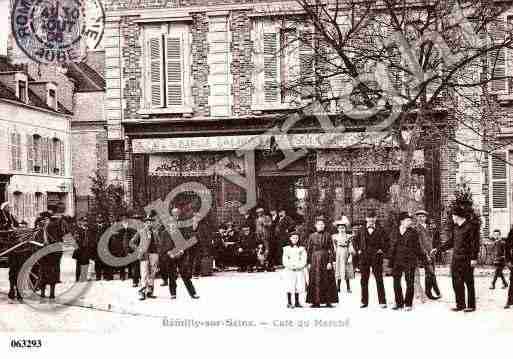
[11,0,105,65]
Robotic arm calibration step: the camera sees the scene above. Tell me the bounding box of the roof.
[65,62,105,92]
[0,57,72,115]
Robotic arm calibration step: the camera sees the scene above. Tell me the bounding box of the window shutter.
[149,36,164,107]
[263,32,280,103]
[492,152,507,209]
[299,29,314,99]
[489,20,507,94]
[9,132,15,171]
[42,137,48,174]
[26,134,33,172]
[16,133,21,171]
[60,140,65,176]
[165,35,183,106]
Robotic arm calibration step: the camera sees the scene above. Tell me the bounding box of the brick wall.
[230,10,252,116]
[191,13,210,117]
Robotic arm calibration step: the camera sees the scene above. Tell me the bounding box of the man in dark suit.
[274,209,295,267]
[489,229,508,290]
[415,209,441,299]
[353,209,388,308]
[505,228,513,309]
[389,212,428,311]
[159,208,200,300]
[237,224,257,272]
[432,205,480,312]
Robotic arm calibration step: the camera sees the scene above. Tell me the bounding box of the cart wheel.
[28,264,42,296]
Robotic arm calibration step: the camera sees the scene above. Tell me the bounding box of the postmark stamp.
[11,0,105,65]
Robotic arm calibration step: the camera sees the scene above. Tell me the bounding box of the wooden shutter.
[489,19,507,94]
[492,152,507,209]
[299,29,314,99]
[16,133,21,171]
[263,31,280,103]
[9,132,15,171]
[60,140,65,176]
[149,36,164,107]
[26,134,33,172]
[165,35,183,106]
[42,137,48,174]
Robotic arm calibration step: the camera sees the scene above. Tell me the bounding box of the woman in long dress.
[332,217,355,293]
[306,216,338,307]
[36,212,64,301]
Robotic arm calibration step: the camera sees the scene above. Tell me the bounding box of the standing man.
[489,229,508,290]
[415,209,441,299]
[73,217,91,282]
[389,212,427,311]
[120,212,140,287]
[159,209,179,286]
[432,206,480,312]
[160,208,200,300]
[353,209,388,309]
[275,209,295,267]
[504,227,513,309]
[94,214,109,281]
[130,212,159,300]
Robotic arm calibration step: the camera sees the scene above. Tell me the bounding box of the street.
[1,252,513,334]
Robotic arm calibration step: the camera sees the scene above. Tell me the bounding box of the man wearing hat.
[415,209,441,300]
[353,209,389,308]
[129,211,159,300]
[389,212,428,311]
[127,212,142,287]
[72,216,91,282]
[432,205,480,312]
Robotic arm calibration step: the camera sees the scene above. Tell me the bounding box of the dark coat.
[438,219,480,262]
[306,231,338,304]
[492,239,507,265]
[38,218,65,285]
[353,224,389,266]
[275,215,295,243]
[238,233,257,254]
[72,225,91,265]
[505,229,513,264]
[0,210,18,230]
[389,227,427,269]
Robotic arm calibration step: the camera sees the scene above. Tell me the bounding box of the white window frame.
[139,22,193,115]
[251,18,302,111]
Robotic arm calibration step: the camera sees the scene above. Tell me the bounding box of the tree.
[89,170,129,222]
[261,0,513,214]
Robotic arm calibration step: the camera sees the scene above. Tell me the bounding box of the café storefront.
[128,130,442,229]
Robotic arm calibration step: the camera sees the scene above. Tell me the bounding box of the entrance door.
[258,176,300,214]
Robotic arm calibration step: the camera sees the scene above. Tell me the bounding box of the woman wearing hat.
[332,217,355,293]
[306,216,338,307]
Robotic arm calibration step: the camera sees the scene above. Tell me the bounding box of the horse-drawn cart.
[0,229,44,294]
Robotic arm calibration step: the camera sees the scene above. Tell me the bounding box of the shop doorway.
[257,176,306,220]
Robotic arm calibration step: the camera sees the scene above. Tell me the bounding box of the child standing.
[282,232,308,308]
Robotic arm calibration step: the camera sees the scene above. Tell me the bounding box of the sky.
[0,0,8,55]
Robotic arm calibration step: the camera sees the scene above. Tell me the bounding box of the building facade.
[0,58,74,226]
[100,0,457,230]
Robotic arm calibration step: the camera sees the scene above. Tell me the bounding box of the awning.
[317,148,424,172]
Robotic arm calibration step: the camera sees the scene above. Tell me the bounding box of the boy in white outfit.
[282,231,307,308]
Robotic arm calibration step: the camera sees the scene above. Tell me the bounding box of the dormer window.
[18,81,27,103]
[47,85,57,110]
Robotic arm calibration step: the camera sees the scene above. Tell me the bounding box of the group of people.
[212,208,298,272]
[280,205,513,312]
[72,208,202,301]
[4,198,513,312]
